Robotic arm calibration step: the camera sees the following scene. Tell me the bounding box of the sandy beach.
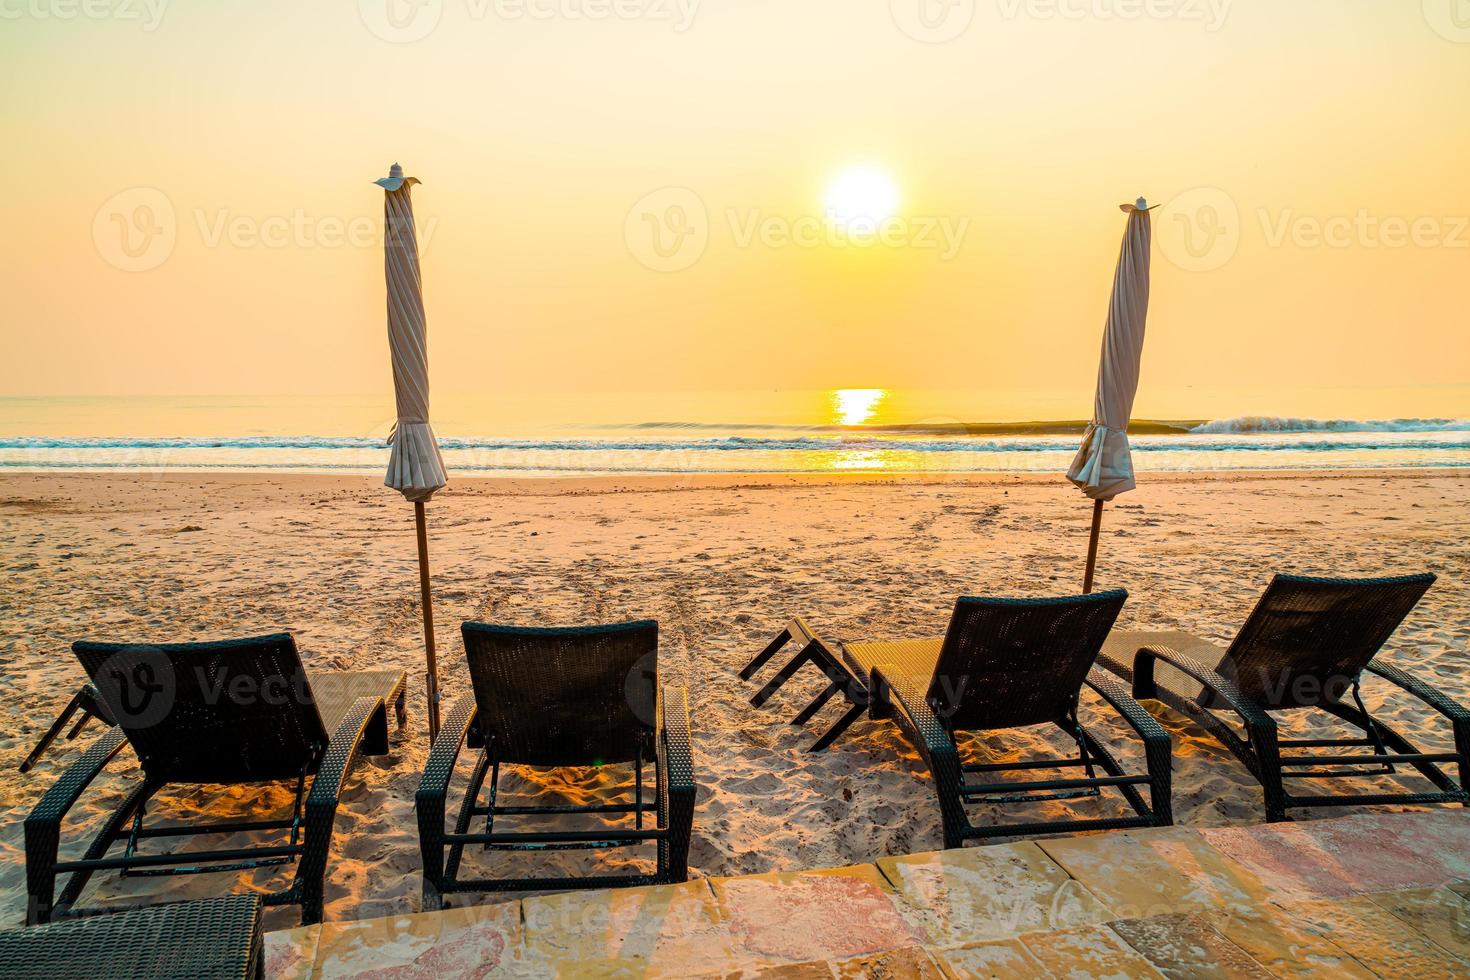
[0,469,1466,930]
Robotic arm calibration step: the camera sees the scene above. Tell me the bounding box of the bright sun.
[824,165,899,231]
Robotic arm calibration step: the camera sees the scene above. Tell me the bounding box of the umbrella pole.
[414,500,441,742]
[1082,498,1105,594]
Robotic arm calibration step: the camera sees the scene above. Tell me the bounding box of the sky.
[2,0,1468,426]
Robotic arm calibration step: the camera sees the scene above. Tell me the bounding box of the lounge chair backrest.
[1221,573,1435,709]
[461,620,658,767]
[73,633,329,785]
[926,590,1127,730]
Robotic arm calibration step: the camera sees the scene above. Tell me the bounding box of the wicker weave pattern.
[1220,573,1436,709]
[931,591,1127,729]
[73,634,329,785]
[0,895,262,979]
[846,593,1127,730]
[461,621,657,766]
[657,685,696,881]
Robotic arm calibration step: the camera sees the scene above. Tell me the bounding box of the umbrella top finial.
[1135,196,1147,210]
[374,163,420,192]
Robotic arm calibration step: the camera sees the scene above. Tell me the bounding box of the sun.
[824,166,899,232]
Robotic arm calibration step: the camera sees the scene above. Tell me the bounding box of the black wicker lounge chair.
[24,634,407,925]
[0,895,263,980]
[1096,572,1467,821]
[839,591,1172,847]
[416,620,695,908]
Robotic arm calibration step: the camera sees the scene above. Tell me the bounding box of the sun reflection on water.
[831,388,887,426]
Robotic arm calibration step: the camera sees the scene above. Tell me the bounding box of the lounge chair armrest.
[292,695,382,924]
[25,727,128,832]
[659,685,695,797]
[1366,661,1470,723]
[657,685,695,882]
[873,664,972,847]
[415,695,478,806]
[1086,668,1169,747]
[305,695,381,812]
[24,727,128,923]
[1134,645,1275,732]
[873,665,958,764]
[414,695,477,905]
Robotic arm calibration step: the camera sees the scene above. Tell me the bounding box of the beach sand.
[0,470,1466,930]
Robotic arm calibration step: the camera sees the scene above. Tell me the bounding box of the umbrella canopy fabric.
[1067,199,1152,501]
[379,163,447,502]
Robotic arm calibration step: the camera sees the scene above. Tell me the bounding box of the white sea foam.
[1190,416,1470,434]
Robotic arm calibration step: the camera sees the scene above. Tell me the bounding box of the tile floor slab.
[928,938,1050,979]
[742,946,946,979]
[308,900,524,977]
[1019,925,1164,979]
[1273,895,1468,978]
[263,924,320,980]
[521,879,736,970]
[1201,909,1375,978]
[1037,828,1279,919]
[1108,912,1274,979]
[1201,811,1470,899]
[1366,885,1470,961]
[876,842,1113,945]
[709,864,926,967]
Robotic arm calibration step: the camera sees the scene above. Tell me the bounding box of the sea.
[1,391,1466,477]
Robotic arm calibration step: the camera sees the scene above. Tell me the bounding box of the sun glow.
[831,388,887,426]
[824,166,899,231]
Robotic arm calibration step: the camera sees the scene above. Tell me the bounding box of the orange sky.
[2,1,1468,421]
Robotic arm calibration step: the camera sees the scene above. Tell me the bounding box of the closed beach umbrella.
[376,162,447,740]
[1068,197,1152,592]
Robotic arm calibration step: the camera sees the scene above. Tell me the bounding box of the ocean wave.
[1190,417,1470,434]
[1,434,1467,455]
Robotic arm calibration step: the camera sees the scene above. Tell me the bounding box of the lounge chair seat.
[842,635,947,685]
[24,634,406,925]
[1096,573,1467,821]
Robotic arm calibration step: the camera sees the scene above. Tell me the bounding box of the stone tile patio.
[265,810,1470,977]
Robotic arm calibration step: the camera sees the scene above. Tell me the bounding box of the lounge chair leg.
[741,627,791,681]
[750,644,815,708]
[809,701,867,752]
[1234,709,1288,821]
[65,710,95,742]
[20,690,87,774]
[793,682,840,726]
